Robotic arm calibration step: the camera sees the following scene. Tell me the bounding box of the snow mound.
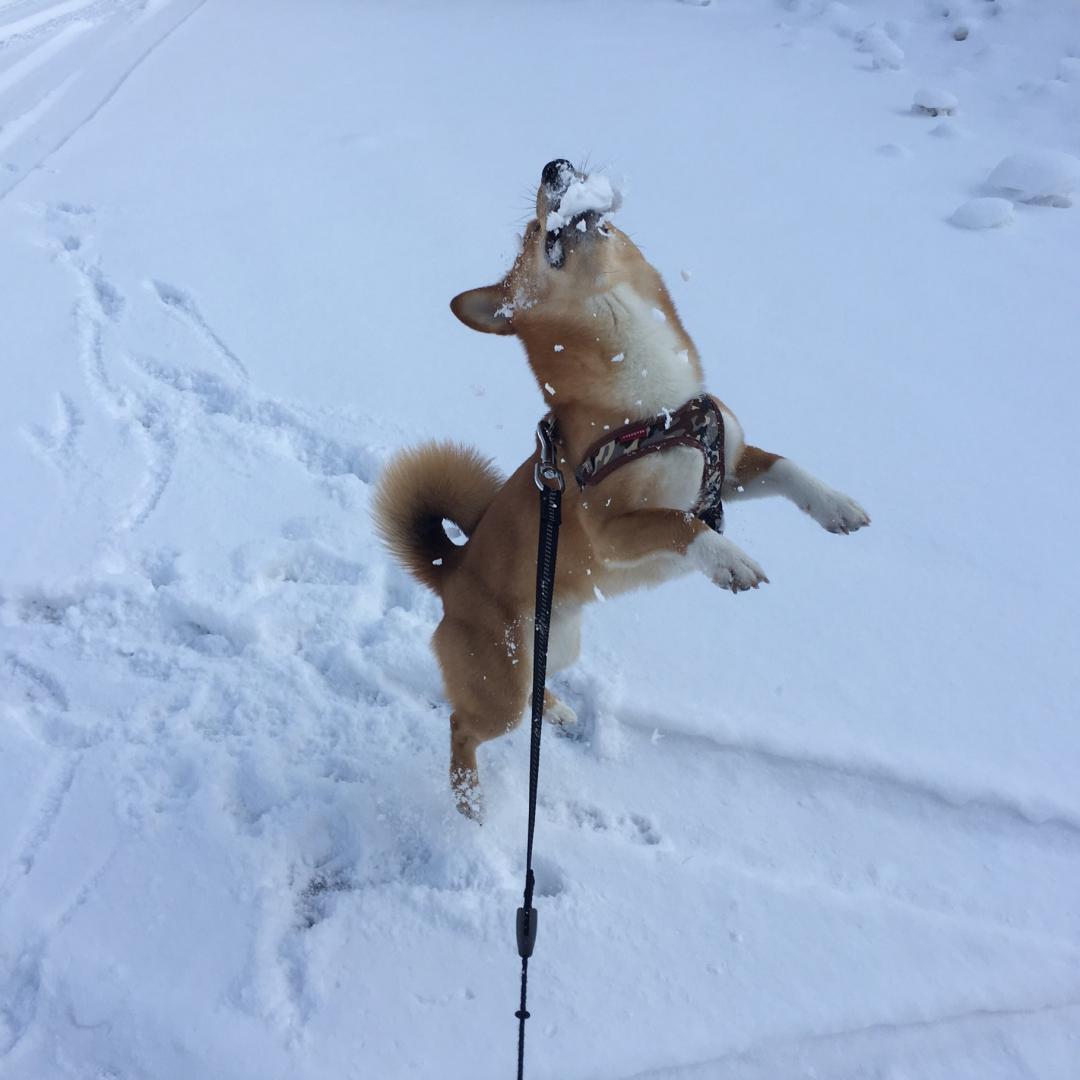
[546,174,621,231]
[985,150,1080,208]
[855,26,904,70]
[913,87,958,116]
[929,120,970,139]
[949,197,1014,230]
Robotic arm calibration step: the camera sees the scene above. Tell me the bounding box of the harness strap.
[574,394,727,533]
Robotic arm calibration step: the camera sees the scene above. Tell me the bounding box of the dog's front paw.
[806,487,870,534]
[689,533,769,592]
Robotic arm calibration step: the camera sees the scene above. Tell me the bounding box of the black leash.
[515,417,564,1080]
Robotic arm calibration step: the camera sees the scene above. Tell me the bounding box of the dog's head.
[451,160,640,334]
[450,161,701,410]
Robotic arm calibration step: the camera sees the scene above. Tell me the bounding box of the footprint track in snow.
[151,279,250,382]
[74,301,177,533]
[0,842,121,1054]
[131,355,378,484]
[245,540,368,588]
[553,798,663,848]
[0,938,44,1057]
[295,865,354,930]
[45,228,181,533]
[2,651,70,712]
[22,392,83,474]
[37,203,373,539]
[0,752,80,906]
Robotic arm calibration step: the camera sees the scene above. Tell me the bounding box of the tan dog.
[375,161,869,818]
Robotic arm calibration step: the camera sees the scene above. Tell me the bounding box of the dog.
[374,160,869,818]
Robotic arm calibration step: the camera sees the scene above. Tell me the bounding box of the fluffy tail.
[373,442,503,593]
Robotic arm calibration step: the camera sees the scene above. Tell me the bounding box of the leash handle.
[516,419,563,1080]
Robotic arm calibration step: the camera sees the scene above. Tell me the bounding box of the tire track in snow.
[624,998,1080,1080]
[622,710,1080,837]
[0,75,73,157]
[0,0,210,204]
[0,19,89,96]
[608,713,1080,945]
[0,0,98,44]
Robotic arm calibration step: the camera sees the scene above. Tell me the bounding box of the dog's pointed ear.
[450,286,514,335]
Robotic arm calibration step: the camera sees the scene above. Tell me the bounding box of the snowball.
[949,197,1014,230]
[544,382,556,395]
[546,174,621,231]
[680,268,692,282]
[553,344,564,352]
[985,150,1080,207]
[913,87,958,116]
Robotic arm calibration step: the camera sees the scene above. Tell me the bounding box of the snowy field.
[2,0,1079,1077]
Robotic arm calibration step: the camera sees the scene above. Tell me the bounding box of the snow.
[545,172,620,232]
[985,150,1080,207]
[1,0,1079,1078]
[913,87,958,116]
[949,196,1014,230]
[854,26,904,71]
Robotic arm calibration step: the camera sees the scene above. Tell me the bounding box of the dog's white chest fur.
[594,283,700,415]
[623,445,704,512]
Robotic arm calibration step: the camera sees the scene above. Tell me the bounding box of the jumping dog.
[375,161,869,818]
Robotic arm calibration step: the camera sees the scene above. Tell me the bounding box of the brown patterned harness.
[572,394,726,533]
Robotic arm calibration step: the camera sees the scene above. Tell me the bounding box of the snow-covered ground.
[2,0,1079,1076]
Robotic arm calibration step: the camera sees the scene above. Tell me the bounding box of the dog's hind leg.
[436,615,530,820]
[543,689,577,729]
[449,712,485,819]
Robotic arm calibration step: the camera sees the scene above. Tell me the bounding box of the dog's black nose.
[541,159,574,190]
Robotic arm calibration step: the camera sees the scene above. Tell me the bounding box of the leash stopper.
[516,906,538,958]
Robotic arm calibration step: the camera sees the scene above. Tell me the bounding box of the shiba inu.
[375,160,869,818]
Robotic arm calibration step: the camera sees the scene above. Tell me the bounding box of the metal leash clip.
[534,418,565,492]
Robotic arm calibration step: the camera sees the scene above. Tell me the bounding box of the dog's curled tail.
[373,442,503,593]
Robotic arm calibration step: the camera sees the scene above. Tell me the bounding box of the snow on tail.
[372,442,502,592]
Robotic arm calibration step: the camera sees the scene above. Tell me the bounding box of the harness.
[573,394,727,533]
